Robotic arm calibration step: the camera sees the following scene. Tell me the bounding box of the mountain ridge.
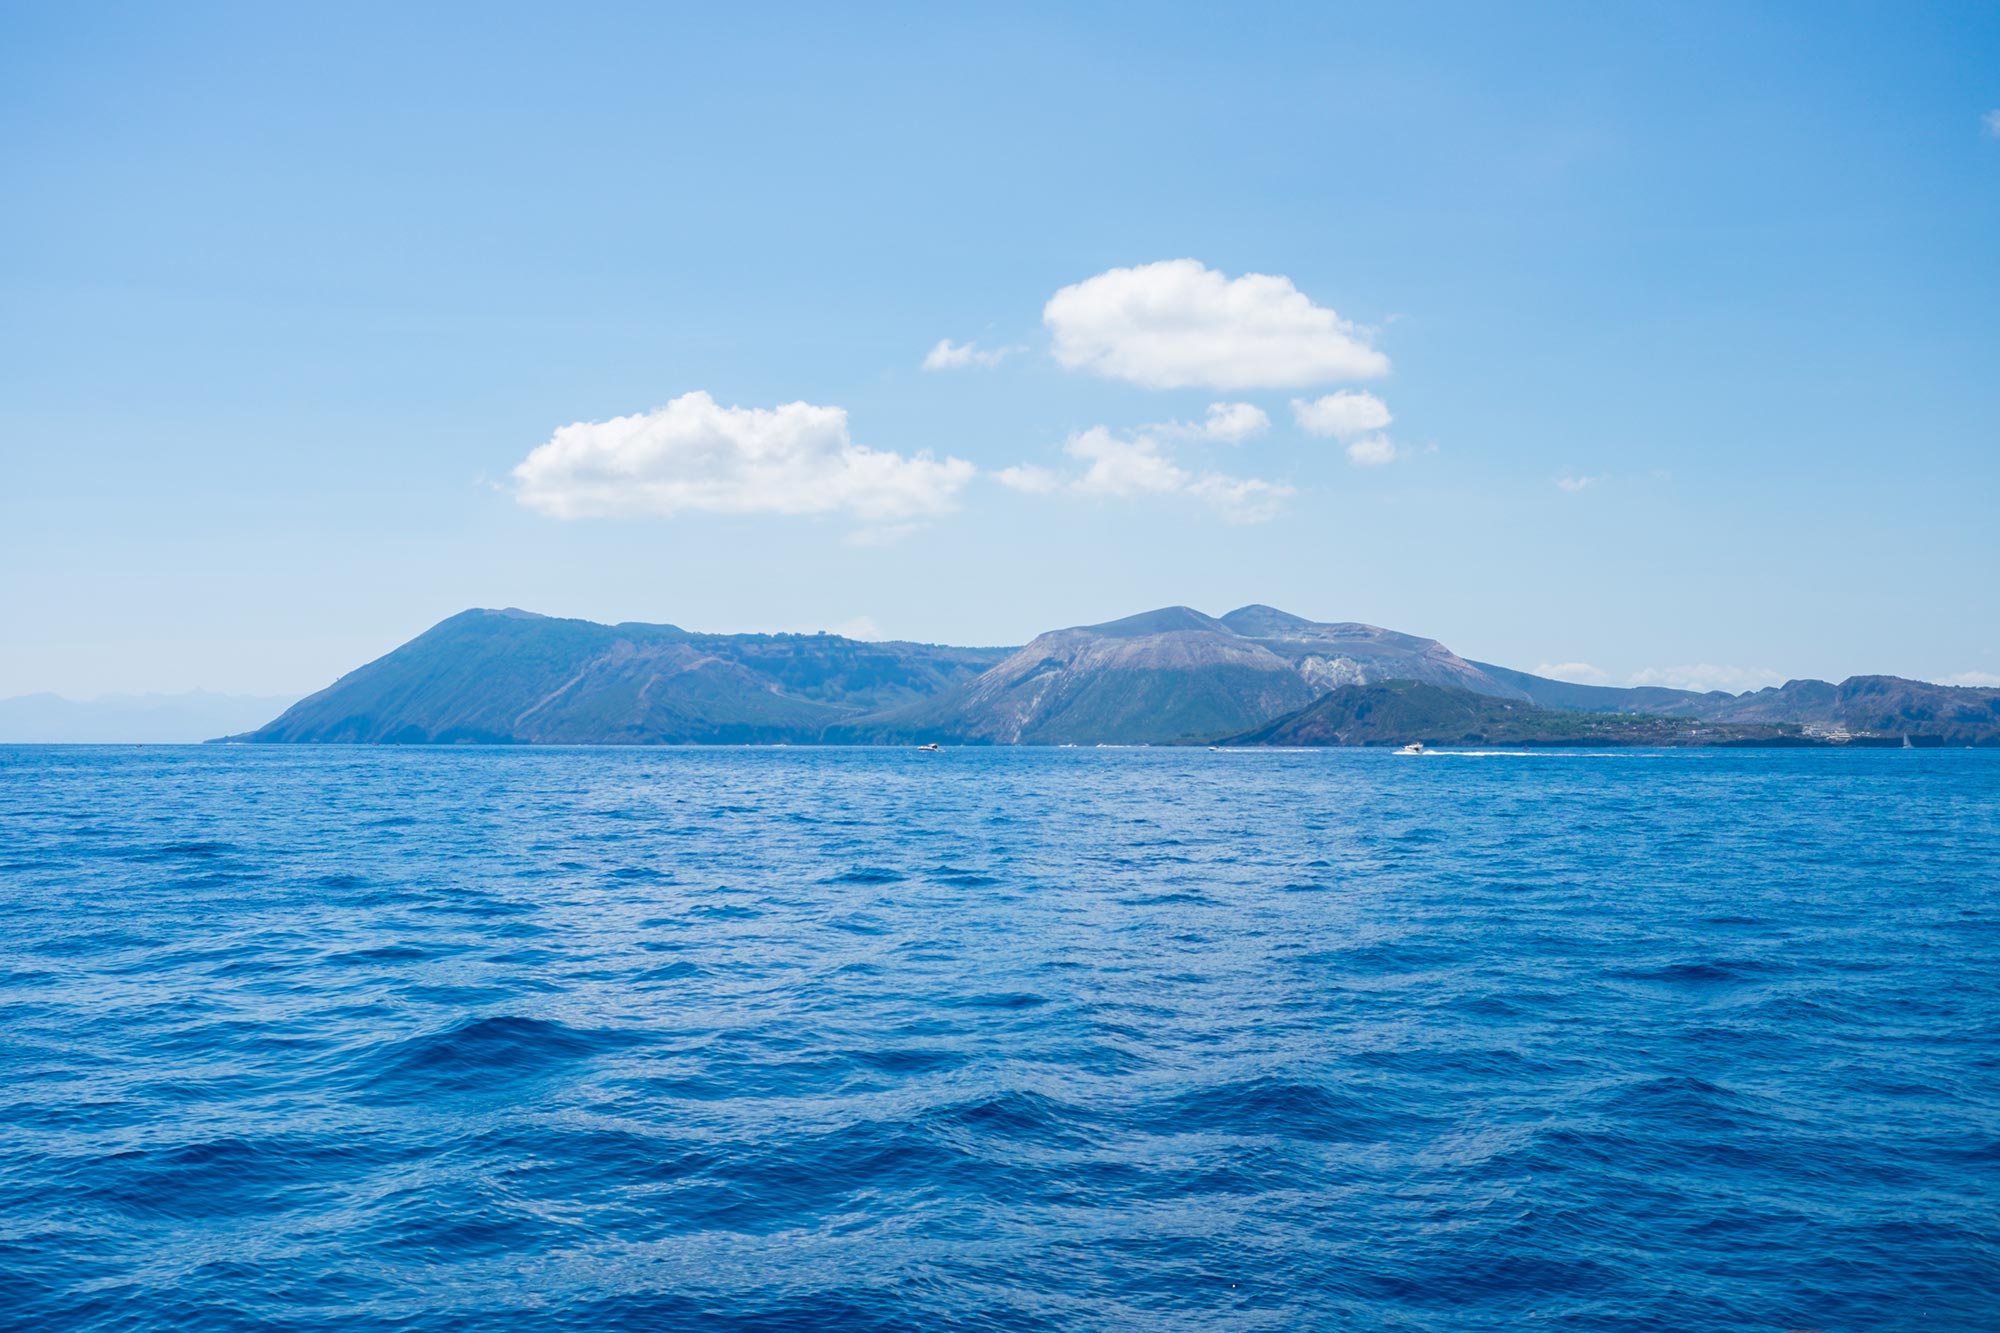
[238,610,1011,745]
[220,605,2000,747]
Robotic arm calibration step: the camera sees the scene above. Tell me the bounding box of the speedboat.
[1395,742,1425,755]
[916,742,942,753]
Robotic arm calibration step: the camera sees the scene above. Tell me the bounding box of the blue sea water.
[0,745,1995,1332]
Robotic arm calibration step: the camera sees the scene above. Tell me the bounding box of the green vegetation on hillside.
[1226,681,1818,748]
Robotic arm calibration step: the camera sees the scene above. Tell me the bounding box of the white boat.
[1395,742,1425,755]
[916,742,942,753]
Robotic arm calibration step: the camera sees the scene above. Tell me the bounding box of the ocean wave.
[2,744,1995,1331]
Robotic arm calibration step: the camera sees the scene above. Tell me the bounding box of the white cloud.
[1627,664,1784,694]
[1153,401,1271,444]
[843,523,926,548]
[1939,671,2000,688]
[1345,436,1398,467]
[1292,391,1392,438]
[1291,392,1400,465]
[1066,426,1189,497]
[513,391,975,524]
[1000,425,1291,521]
[1188,474,1292,524]
[994,464,1062,495]
[1199,401,1271,443]
[1985,110,2000,137]
[1534,662,1611,685]
[922,338,1017,370]
[1043,258,1389,390]
[1555,474,1607,492]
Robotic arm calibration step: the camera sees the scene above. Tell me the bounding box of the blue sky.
[4,1,1997,698]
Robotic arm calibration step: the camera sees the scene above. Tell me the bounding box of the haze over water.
[3,745,1996,1330]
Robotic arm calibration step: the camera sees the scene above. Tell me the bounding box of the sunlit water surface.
[2,745,1995,1330]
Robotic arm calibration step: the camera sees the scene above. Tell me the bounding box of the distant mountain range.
[217,605,2000,747]
[0,690,301,744]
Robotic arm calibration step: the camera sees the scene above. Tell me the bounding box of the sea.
[1,744,1995,1331]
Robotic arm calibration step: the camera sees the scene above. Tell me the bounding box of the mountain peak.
[1219,604,1315,634]
[1078,606,1233,639]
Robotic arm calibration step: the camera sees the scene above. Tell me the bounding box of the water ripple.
[0,744,1996,1330]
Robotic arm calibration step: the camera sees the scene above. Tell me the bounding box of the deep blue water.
[1,745,1996,1331]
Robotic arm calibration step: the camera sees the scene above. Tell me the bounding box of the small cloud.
[1196,401,1272,443]
[1291,392,1399,465]
[1044,258,1389,390]
[1534,662,1610,685]
[513,391,975,525]
[1555,474,1607,492]
[1628,664,1784,694]
[1067,426,1189,497]
[1292,391,1392,438]
[922,338,1017,370]
[1985,109,2000,137]
[1153,401,1271,444]
[1939,671,2000,688]
[1004,425,1291,521]
[994,464,1062,495]
[1187,474,1293,523]
[844,523,925,547]
[1345,436,1398,467]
